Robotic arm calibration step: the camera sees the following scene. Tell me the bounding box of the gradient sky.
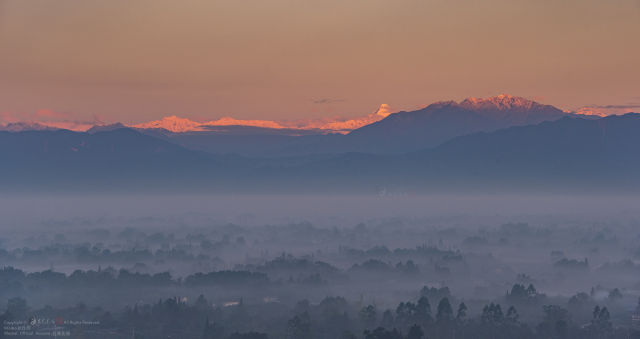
[1,0,639,125]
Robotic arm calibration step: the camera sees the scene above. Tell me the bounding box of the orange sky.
[0,0,639,125]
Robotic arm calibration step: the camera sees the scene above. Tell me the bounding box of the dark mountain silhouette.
[0,128,240,191]
[268,113,640,192]
[401,113,640,190]
[2,111,639,193]
[344,94,569,153]
[0,128,194,162]
[0,128,331,191]
[135,127,342,158]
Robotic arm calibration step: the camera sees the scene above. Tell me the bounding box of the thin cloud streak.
[313,98,346,104]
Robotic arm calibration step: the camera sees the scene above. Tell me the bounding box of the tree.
[381,310,395,329]
[506,306,519,323]
[526,284,538,297]
[456,302,467,321]
[436,298,453,322]
[415,297,432,325]
[436,297,455,339]
[420,286,451,303]
[359,305,377,329]
[536,305,570,339]
[588,305,612,338]
[287,312,312,339]
[396,302,417,327]
[318,297,352,338]
[195,294,209,311]
[508,284,528,300]
[607,288,622,302]
[407,324,424,339]
[508,283,538,303]
[481,303,504,325]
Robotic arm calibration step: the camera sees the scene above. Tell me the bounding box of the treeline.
[2,293,639,339]
[0,245,208,264]
[0,266,269,293]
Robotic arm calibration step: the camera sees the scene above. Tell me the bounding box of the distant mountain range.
[1,106,639,193]
[403,113,640,190]
[149,94,603,156]
[0,95,579,156]
[0,128,218,190]
[0,121,60,132]
[126,95,581,156]
[341,94,572,154]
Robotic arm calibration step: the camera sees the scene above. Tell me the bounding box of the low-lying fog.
[3,193,639,226]
[1,194,640,338]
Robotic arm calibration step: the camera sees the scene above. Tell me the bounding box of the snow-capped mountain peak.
[459,94,542,111]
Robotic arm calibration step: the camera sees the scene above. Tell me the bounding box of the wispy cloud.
[573,103,640,117]
[588,104,640,110]
[312,98,345,104]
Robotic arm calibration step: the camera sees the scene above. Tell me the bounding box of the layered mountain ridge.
[1,112,639,193]
[0,95,615,157]
[0,95,576,135]
[345,94,569,153]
